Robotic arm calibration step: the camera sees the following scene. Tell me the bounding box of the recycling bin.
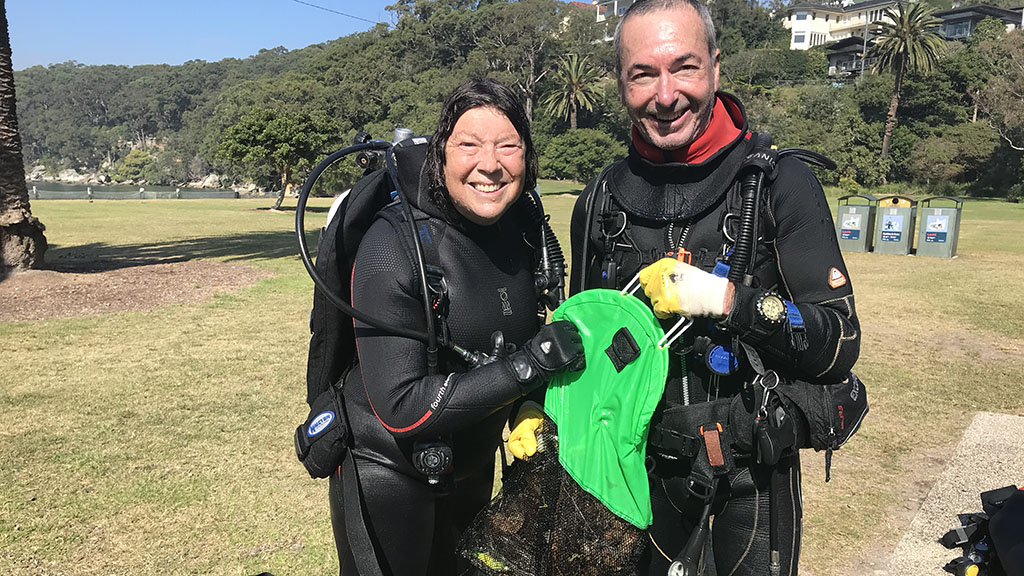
[836,194,878,252]
[916,196,962,258]
[874,195,917,255]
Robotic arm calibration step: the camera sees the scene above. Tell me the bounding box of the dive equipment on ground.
[942,484,1024,576]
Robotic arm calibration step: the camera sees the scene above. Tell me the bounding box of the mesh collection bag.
[460,416,647,576]
[460,288,688,575]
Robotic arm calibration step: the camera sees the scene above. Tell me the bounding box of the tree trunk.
[271,168,289,211]
[0,0,47,277]
[570,104,577,130]
[880,59,905,171]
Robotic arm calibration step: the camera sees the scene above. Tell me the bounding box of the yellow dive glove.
[508,401,544,460]
[637,257,730,319]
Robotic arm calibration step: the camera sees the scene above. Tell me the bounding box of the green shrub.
[1007,183,1023,203]
[539,129,626,184]
[111,149,154,182]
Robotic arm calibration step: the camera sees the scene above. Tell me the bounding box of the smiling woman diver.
[327,78,586,576]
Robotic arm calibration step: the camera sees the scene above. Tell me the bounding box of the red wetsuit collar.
[632,95,745,164]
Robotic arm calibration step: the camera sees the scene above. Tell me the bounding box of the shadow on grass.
[257,205,331,213]
[44,230,315,273]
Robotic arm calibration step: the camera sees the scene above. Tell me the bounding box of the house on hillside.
[825,36,877,76]
[782,0,900,50]
[802,2,1024,77]
[592,0,635,22]
[932,3,1023,39]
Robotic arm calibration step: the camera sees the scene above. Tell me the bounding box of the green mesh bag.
[460,288,690,575]
[545,288,675,529]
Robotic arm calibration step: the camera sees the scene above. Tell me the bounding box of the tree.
[111,149,154,182]
[940,17,1005,122]
[870,2,945,166]
[541,54,604,130]
[478,0,562,120]
[1,0,47,276]
[539,128,625,183]
[217,107,339,209]
[976,30,1024,151]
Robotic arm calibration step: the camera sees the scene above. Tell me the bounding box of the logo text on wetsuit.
[431,374,454,410]
[498,287,513,316]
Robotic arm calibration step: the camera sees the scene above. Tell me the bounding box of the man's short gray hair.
[612,0,718,72]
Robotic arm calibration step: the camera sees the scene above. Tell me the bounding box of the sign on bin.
[841,214,863,240]
[880,213,904,243]
[923,214,949,243]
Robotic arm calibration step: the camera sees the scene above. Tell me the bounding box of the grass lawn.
[2,194,1023,575]
[537,178,584,196]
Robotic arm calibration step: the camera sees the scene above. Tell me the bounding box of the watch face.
[760,294,787,323]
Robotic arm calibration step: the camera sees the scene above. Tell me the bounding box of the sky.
[7,0,400,71]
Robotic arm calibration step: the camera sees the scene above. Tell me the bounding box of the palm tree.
[541,54,603,130]
[871,2,945,164]
[1,0,47,277]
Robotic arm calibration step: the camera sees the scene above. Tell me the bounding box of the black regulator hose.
[727,169,764,287]
[295,140,430,344]
[525,189,566,311]
[385,146,441,376]
[727,145,836,288]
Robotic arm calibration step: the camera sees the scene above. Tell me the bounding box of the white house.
[782,0,900,50]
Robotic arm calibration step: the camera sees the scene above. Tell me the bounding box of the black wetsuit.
[569,93,860,576]
[330,198,543,576]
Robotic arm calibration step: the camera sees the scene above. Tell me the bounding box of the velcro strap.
[941,523,982,549]
[700,423,726,468]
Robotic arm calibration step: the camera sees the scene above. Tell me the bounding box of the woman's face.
[443,106,526,226]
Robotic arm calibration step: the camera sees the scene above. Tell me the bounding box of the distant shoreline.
[27,181,235,193]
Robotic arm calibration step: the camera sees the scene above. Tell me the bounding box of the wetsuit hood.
[609,92,750,222]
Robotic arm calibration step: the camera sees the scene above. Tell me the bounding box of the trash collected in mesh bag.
[461,288,685,575]
[459,415,646,576]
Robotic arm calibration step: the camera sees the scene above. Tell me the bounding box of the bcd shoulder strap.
[376,203,450,350]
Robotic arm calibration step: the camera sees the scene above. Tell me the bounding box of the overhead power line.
[288,0,382,25]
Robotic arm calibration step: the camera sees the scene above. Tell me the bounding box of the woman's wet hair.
[425,77,538,220]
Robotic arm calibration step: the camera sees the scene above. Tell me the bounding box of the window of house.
[813,12,817,19]
[826,14,830,22]
[796,12,807,20]
[948,21,970,37]
[793,33,806,43]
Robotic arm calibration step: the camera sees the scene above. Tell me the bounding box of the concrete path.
[886,411,1024,575]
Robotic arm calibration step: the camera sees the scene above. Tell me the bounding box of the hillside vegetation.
[14,0,1024,198]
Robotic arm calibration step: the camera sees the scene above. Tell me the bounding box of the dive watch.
[757,291,786,332]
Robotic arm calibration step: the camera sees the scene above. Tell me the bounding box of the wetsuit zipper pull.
[825,427,835,483]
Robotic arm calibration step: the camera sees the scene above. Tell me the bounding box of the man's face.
[617,6,720,151]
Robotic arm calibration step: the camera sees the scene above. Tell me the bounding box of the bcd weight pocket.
[777,372,868,481]
[294,386,351,478]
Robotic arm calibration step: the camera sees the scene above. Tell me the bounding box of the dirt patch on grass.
[0,260,274,322]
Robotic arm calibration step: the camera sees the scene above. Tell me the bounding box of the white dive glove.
[638,257,730,319]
